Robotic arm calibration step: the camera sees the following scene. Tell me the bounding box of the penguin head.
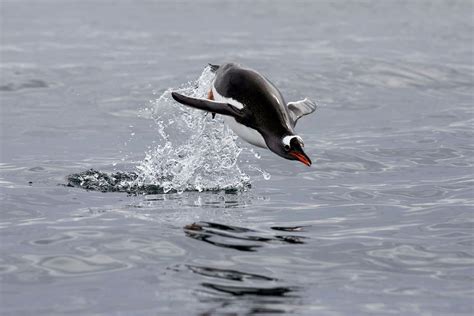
[270,135,312,166]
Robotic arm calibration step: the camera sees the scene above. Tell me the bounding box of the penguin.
[171,63,317,166]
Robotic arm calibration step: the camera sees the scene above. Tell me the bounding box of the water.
[1,0,473,315]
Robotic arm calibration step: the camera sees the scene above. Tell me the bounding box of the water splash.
[66,66,264,194]
[133,66,250,193]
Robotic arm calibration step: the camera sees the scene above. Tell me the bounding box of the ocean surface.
[1,1,473,315]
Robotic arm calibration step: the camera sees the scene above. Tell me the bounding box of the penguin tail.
[208,64,220,73]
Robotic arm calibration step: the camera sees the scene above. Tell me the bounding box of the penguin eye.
[284,144,290,151]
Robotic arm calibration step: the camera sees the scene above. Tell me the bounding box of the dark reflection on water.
[184,222,308,252]
[197,298,295,316]
[182,222,304,313]
[170,262,300,314]
[271,226,307,232]
[187,265,277,282]
[201,283,295,297]
[189,265,296,297]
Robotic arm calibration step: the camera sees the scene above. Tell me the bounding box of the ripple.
[30,230,105,246]
[379,187,446,199]
[140,241,186,257]
[31,234,74,246]
[314,151,388,176]
[362,240,474,276]
[0,264,18,274]
[232,255,322,268]
[352,60,472,90]
[368,244,437,261]
[23,254,130,276]
[368,147,463,166]
[0,79,48,92]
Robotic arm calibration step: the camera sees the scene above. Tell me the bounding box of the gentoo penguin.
[171,63,317,166]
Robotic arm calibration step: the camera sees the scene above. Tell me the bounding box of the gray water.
[1,0,473,315]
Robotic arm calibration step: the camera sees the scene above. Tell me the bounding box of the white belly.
[224,116,267,148]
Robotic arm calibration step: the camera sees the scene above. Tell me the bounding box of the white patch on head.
[282,135,303,147]
[212,85,244,110]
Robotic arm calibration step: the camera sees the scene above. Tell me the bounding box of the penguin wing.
[287,98,317,125]
[171,92,244,120]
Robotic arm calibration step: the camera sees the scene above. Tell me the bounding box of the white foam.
[134,66,251,193]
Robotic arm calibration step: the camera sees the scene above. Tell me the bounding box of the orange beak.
[289,151,312,166]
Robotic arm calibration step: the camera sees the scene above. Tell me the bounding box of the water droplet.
[263,172,271,180]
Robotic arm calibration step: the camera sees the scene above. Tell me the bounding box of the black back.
[213,63,295,138]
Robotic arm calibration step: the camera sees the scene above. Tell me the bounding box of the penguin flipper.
[171,92,243,119]
[287,98,317,125]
